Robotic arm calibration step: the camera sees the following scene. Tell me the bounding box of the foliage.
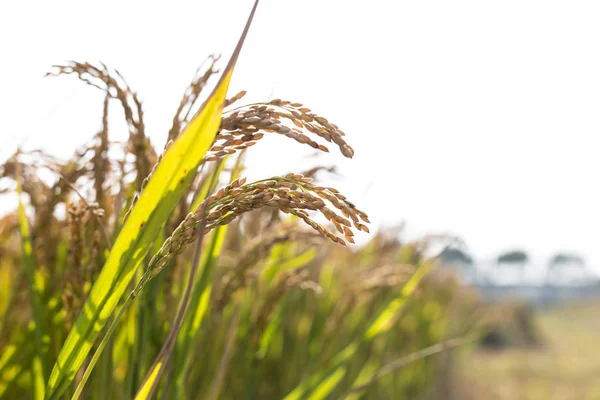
[0,3,480,399]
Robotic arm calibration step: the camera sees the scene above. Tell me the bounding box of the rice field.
[0,3,482,399]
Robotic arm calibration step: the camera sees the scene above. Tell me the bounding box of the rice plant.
[0,2,481,399]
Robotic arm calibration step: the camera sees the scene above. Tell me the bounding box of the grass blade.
[133,3,262,387]
[365,260,433,339]
[44,0,257,392]
[17,178,48,400]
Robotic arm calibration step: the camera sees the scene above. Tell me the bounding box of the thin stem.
[345,334,479,396]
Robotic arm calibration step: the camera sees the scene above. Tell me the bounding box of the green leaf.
[365,260,433,338]
[45,0,258,393]
[132,3,260,399]
[307,367,347,400]
[256,298,287,359]
[17,179,48,400]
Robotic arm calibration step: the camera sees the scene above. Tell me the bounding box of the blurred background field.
[456,301,600,400]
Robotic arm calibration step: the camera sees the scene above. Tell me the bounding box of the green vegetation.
[0,3,480,399]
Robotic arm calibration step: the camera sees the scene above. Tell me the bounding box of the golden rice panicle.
[269,99,355,158]
[146,174,370,282]
[223,90,247,108]
[92,94,110,216]
[46,61,156,190]
[62,199,105,330]
[202,97,355,165]
[62,199,86,331]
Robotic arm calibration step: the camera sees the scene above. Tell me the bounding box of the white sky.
[1,0,600,269]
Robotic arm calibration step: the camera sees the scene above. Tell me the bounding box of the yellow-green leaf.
[45,0,259,395]
[365,260,433,339]
[17,180,48,400]
[132,3,259,399]
[307,367,347,400]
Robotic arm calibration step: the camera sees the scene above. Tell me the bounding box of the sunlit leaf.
[44,0,258,394]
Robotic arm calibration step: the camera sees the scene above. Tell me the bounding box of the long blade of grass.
[72,152,235,399]
[256,296,288,359]
[71,285,138,399]
[17,177,48,400]
[44,0,257,393]
[364,260,433,339]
